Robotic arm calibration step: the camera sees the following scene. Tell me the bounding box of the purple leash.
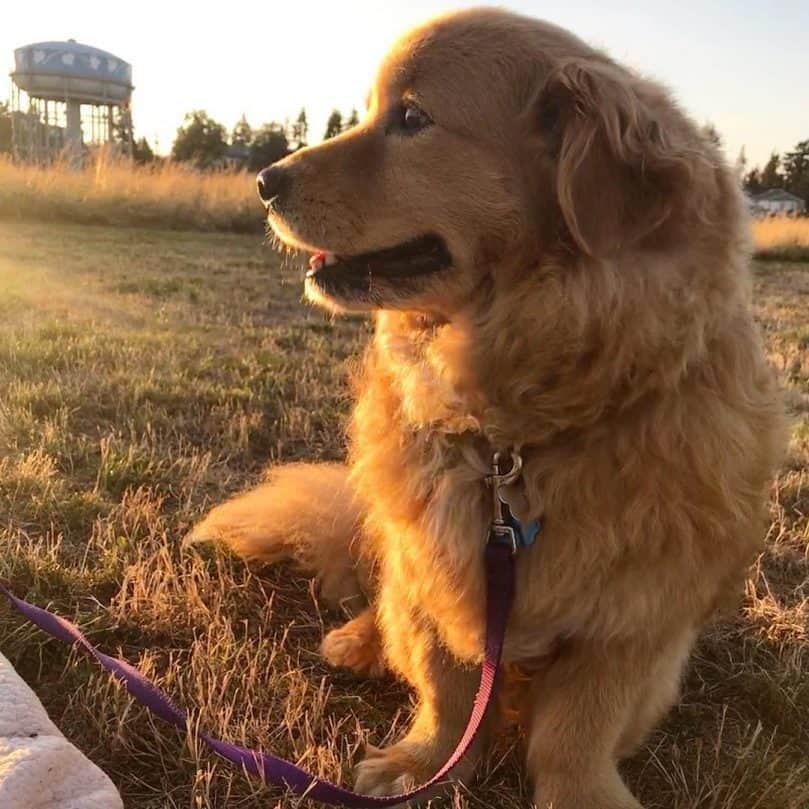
[0,540,515,807]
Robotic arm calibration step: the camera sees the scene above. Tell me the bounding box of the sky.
[4,0,807,169]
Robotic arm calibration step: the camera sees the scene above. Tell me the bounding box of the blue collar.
[508,514,541,547]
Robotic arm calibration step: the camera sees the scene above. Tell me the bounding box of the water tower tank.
[10,40,134,163]
[13,40,132,104]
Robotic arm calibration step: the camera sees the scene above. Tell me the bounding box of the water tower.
[10,40,133,163]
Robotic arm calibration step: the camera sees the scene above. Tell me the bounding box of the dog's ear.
[536,59,707,258]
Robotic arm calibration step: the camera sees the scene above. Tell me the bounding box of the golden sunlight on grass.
[752,216,809,260]
[0,222,806,808]
[2,151,808,263]
[0,151,260,233]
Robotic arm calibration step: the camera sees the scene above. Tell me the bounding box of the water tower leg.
[65,100,82,168]
[10,79,19,160]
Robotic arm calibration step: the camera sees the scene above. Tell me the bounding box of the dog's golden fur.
[191,8,785,807]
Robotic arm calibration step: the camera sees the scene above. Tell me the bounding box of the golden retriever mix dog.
[191,7,784,808]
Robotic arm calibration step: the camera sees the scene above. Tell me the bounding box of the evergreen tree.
[231,114,253,147]
[324,109,343,140]
[345,107,360,130]
[132,136,155,164]
[782,140,809,202]
[735,146,747,181]
[743,167,763,196]
[760,152,783,190]
[291,108,308,149]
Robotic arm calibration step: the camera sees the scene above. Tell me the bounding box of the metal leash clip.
[486,450,525,554]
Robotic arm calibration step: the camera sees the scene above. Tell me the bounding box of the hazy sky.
[5,1,807,169]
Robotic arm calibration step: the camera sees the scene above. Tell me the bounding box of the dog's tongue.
[309,251,338,271]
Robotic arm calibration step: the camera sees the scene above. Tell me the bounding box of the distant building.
[750,189,806,216]
[220,142,250,170]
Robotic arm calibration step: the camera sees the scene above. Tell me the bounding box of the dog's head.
[259,8,721,315]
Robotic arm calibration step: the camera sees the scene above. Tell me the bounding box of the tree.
[291,108,308,150]
[324,109,343,140]
[760,152,783,190]
[782,139,809,203]
[743,167,763,196]
[345,107,360,130]
[248,123,289,172]
[735,146,747,181]
[171,110,227,169]
[231,114,253,147]
[0,101,12,155]
[109,107,134,153]
[132,136,155,164]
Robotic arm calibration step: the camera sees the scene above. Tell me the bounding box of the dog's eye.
[403,105,431,131]
[388,102,433,136]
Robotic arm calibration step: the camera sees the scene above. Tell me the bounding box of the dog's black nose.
[256,165,291,205]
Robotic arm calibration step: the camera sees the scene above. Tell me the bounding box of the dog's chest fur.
[350,313,553,662]
[349,307,782,667]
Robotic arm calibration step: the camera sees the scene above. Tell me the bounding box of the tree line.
[0,101,363,171]
[741,140,809,201]
[0,97,805,202]
[163,105,361,170]
[702,125,808,203]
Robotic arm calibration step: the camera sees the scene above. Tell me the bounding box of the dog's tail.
[186,463,368,612]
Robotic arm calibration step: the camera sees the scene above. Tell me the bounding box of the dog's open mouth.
[304,234,452,297]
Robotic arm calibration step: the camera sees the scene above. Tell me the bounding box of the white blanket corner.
[0,653,124,809]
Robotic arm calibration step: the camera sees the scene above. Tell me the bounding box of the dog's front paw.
[321,614,386,678]
[353,742,440,802]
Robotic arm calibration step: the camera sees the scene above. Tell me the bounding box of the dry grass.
[0,152,259,233]
[0,221,807,809]
[752,216,809,261]
[2,151,806,262]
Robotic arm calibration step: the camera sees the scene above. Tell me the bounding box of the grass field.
[0,221,807,809]
[0,154,260,233]
[753,216,809,261]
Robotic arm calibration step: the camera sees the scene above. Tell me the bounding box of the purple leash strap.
[0,541,514,807]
